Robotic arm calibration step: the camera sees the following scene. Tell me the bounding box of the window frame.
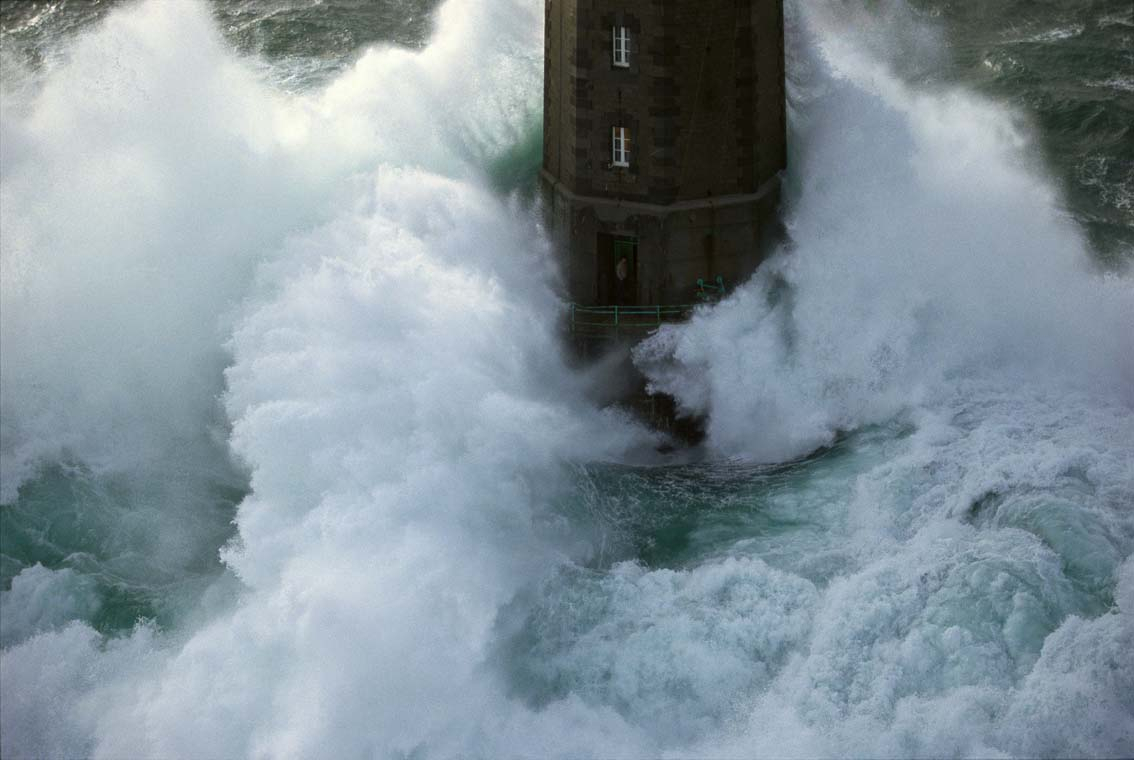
[612,25,630,68]
[611,126,630,168]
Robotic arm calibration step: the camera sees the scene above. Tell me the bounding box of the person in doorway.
[615,255,629,304]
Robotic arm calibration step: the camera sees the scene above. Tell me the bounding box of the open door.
[597,234,638,305]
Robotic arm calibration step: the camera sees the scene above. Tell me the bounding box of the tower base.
[542,171,782,308]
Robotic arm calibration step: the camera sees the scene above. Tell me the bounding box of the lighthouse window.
[612,26,630,67]
[612,126,630,167]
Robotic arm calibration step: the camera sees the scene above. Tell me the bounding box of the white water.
[637,8,1134,462]
[2,0,1133,758]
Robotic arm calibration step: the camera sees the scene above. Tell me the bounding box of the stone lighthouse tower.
[542,0,786,311]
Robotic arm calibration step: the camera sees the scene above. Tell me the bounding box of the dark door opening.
[597,234,638,305]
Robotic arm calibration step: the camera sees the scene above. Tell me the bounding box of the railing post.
[614,306,619,327]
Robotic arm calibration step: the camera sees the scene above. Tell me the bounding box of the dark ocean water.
[912,0,1132,264]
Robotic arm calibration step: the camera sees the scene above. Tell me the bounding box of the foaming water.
[1,0,650,755]
[3,0,1134,758]
[0,0,543,500]
[0,0,548,640]
[628,3,1134,755]
[637,6,1134,462]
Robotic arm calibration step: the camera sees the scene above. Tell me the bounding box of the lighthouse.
[542,0,786,317]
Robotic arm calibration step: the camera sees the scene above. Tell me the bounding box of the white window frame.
[611,126,630,168]
[612,26,630,68]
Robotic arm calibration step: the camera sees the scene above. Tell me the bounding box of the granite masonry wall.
[543,0,786,306]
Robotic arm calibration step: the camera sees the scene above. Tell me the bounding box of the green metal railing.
[568,279,727,338]
[569,304,694,336]
[695,276,726,302]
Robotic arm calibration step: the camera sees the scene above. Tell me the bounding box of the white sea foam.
[0,0,543,503]
[0,0,306,501]
[2,0,1133,758]
[2,0,647,756]
[630,4,1134,755]
[1004,24,1086,45]
[637,10,1134,462]
[0,564,101,646]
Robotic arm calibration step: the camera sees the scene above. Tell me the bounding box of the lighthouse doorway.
[597,234,638,305]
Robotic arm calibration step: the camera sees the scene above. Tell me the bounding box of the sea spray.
[0,0,550,657]
[629,3,1134,755]
[0,0,544,503]
[1,1,654,755]
[636,3,1134,461]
